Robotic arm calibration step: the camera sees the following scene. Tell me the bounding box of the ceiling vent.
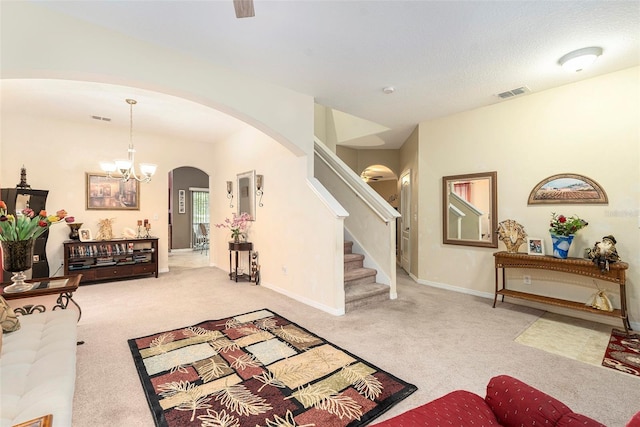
[496,86,530,100]
[91,115,111,122]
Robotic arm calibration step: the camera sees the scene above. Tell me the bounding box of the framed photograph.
[86,173,140,210]
[528,173,607,205]
[79,228,93,242]
[527,237,545,256]
[178,189,186,214]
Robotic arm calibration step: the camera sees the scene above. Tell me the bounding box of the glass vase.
[1,239,35,293]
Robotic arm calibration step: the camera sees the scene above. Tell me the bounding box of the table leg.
[53,291,82,322]
[493,267,499,308]
[235,250,239,282]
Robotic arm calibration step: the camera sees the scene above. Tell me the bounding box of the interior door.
[400,171,411,272]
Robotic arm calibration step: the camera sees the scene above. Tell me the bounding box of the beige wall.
[335,146,358,172]
[356,150,400,178]
[418,67,640,327]
[369,181,399,209]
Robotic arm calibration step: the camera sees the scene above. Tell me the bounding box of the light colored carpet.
[9,254,640,426]
[515,312,612,366]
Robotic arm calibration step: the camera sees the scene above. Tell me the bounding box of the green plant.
[549,212,588,236]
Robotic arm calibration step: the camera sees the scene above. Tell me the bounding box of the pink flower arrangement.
[214,212,251,240]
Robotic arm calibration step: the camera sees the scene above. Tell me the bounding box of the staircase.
[344,241,390,311]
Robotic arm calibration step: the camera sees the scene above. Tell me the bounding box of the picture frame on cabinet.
[527,237,545,256]
[79,228,93,242]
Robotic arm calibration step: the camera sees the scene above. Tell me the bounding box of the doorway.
[168,167,210,269]
[400,170,411,273]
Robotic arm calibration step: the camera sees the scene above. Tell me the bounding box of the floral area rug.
[602,329,640,378]
[128,309,417,427]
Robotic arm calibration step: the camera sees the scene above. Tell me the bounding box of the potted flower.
[0,200,73,292]
[214,212,251,243]
[549,213,588,259]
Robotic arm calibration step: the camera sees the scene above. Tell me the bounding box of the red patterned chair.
[373,375,605,426]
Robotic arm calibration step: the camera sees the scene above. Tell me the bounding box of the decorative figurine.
[16,165,31,189]
[496,219,527,253]
[588,235,620,272]
[96,218,115,241]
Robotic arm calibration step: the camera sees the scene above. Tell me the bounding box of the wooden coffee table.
[1,274,82,321]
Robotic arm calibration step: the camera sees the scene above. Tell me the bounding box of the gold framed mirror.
[443,171,497,248]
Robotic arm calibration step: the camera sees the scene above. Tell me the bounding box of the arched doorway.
[168,166,210,269]
[360,165,399,209]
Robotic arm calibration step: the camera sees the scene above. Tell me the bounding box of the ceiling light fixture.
[558,47,603,72]
[100,99,157,183]
[382,86,395,94]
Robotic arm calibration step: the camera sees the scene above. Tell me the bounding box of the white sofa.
[1,309,78,427]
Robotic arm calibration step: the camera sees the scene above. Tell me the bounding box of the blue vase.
[550,233,574,259]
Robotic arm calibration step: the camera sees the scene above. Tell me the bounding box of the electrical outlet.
[523,275,531,285]
[282,266,288,275]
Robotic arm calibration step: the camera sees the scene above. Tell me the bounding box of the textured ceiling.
[3,1,639,149]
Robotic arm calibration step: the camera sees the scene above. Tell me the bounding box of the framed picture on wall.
[527,237,545,256]
[178,189,186,214]
[527,173,608,205]
[86,173,140,210]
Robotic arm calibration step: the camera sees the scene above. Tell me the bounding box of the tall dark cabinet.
[1,188,50,282]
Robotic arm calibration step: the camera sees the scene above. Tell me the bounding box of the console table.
[228,241,255,283]
[493,251,630,333]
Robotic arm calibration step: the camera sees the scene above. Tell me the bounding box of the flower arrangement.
[214,212,251,241]
[0,200,73,241]
[549,212,588,236]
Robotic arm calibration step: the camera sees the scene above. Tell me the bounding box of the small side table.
[1,274,82,321]
[228,242,254,283]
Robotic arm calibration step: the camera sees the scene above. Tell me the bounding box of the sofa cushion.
[373,390,500,426]
[485,375,604,427]
[0,295,20,333]
[0,310,77,427]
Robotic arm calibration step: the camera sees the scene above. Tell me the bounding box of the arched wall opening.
[169,166,209,250]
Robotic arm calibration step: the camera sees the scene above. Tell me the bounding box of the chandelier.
[100,98,157,183]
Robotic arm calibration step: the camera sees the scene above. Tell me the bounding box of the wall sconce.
[226,180,234,208]
[256,174,264,207]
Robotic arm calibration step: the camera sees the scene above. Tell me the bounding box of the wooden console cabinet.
[63,237,158,284]
[493,251,630,333]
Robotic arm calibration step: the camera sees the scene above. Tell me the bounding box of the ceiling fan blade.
[234,0,255,18]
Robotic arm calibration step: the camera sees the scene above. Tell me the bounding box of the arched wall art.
[528,173,608,205]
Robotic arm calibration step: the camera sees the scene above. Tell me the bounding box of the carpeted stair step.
[344,253,364,271]
[344,267,377,287]
[345,282,389,311]
[344,240,353,254]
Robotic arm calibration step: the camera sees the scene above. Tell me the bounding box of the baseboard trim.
[414,277,640,331]
[415,277,494,299]
[260,281,345,316]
